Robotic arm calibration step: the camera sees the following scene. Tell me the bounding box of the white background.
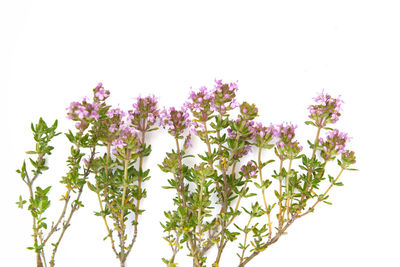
[1,1,399,266]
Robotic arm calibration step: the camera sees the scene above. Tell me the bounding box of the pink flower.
[241,161,258,179]
[319,129,349,161]
[130,95,159,130]
[160,105,191,138]
[308,90,343,127]
[112,138,126,149]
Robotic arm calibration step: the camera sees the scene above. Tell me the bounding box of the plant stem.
[96,191,118,256]
[43,189,71,245]
[238,214,298,267]
[299,126,322,208]
[28,182,44,267]
[285,159,293,221]
[239,216,253,264]
[257,146,272,241]
[119,150,130,265]
[126,129,147,259]
[277,159,284,230]
[214,121,246,265]
[49,185,84,267]
[312,127,322,158]
[298,167,344,218]
[25,153,45,267]
[196,175,205,257]
[174,137,199,266]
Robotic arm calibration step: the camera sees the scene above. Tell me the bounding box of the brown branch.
[43,190,71,245]
[238,214,298,267]
[48,147,96,267]
[125,128,147,259]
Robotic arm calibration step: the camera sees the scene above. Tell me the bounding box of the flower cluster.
[107,107,126,134]
[104,108,141,155]
[130,95,159,130]
[185,80,241,122]
[159,152,180,173]
[252,122,275,147]
[275,123,303,160]
[319,129,349,161]
[212,79,240,114]
[340,150,357,169]
[186,86,215,121]
[160,106,191,138]
[93,82,110,101]
[240,102,258,121]
[112,123,140,154]
[240,161,258,179]
[66,86,105,131]
[308,91,343,127]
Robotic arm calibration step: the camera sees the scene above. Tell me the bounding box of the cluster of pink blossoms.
[274,123,303,160]
[240,161,258,179]
[106,107,136,154]
[185,80,240,127]
[159,106,191,138]
[130,95,159,131]
[66,83,109,131]
[308,90,343,127]
[107,107,126,134]
[186,86,215,121]
[240,102,258,121]
[212,79,240,114]
[319,129,349,161]
[108,96,159,155]
[67,83,160,156]
[252,122,275,146]
[94,82,110,101]
[341,150,356,168]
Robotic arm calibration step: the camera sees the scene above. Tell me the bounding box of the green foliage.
[16,115,99,266]
[160,91,357,266]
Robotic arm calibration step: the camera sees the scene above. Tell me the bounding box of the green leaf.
[16,195,27,209]
[305,121,316,126]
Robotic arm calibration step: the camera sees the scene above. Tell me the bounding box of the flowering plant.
[87,92,159,267]
[16,84,105,267]
[16,81,356,267]
[159,81,356,267]
[17,83,159,267]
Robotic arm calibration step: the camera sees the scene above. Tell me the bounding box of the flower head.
[66,83,107,130]
[252,122,275,147]
[240,161,258,179]
[340,150,356,169]
[274,123,302,160]
[319,129,349,161]
[159,106,191,138]
[308,90,343,127]
[240,102,258,121]
[186,86,215,121]
[130,95,159,130]
[93,82,110,101]
[110,121,140,156]
[212,79,239,114]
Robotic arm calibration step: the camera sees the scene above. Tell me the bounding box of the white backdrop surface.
[1,1,399,267]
